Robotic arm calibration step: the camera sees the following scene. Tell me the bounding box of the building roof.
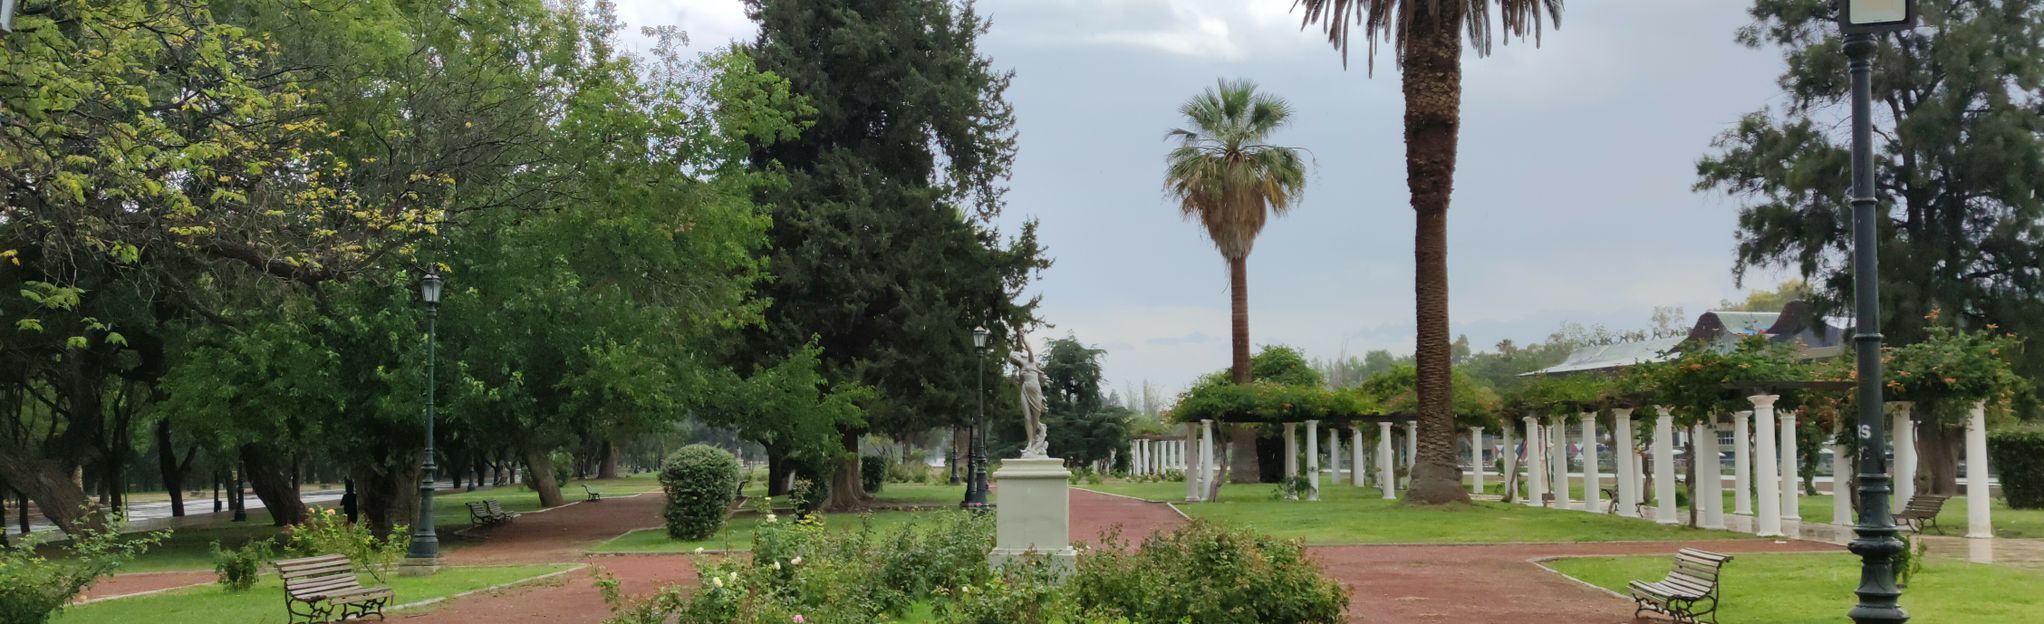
[1527,336,1684,375]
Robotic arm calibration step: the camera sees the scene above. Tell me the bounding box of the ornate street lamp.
[962,326,991,509]
[404,272,444,573]
[1837,2,1914,622]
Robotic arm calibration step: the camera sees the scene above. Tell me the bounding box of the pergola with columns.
[1172,410,1454,503]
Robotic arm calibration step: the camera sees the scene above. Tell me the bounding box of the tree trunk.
[949,427,967,485]
[155,419,185,517]
[1400,7,1472,506]
[242,445,307,525]
[766,446,793,497]
[0,453,103,534]
[824,430,868,511]
[1917,417,1961,495]
[356,464,419,538]
[522,447,567,508]
[1225,256,1263,484]
[598,439,621,480]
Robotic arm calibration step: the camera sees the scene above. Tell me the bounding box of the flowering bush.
[1064,521,1349,623]
[0,514,164,624]
[282,507,409,581]
[1882,321,2025,422]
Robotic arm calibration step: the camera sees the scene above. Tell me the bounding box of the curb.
[387,563,589,612]
[1527,555,1630,601]
[76,575,216,605]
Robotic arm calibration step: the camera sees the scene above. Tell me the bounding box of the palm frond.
[1293,0,1564,71]
[1162,80,1311,261]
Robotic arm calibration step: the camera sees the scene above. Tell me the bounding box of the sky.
[618,0,1802,398]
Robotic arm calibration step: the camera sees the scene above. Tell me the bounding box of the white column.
[1614,408,1637,517]
[1377,422,1396,500]
[1184,424,1201,501]
[1654,406,1679,525]
[1283,423,1299,483]
[1305,420,1321,501]
[1780,408,1802,535]
[1832,432,1853,526]
[1732,410,1753,517]
[1200,419,1217,496]
[1751,395,1783,537]
[1501,423,1521,501]
[1351,427,1366,487]
[1328,426,1342,490]
[1892,402,1917,505]
[1966,401,1994,539]
[1403,421,1418,470]
[1137,441,1149,476]
[1550,416,1570,508]
[1582,412,1602,513]
[1697,421,1725,529]
[1524,415,1547,506]
[1471,427,1486,495]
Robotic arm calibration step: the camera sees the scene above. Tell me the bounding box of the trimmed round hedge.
[660,445,741,540]
[860,455,887,493]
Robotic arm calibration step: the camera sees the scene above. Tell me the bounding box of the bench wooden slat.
[1631,549,1732,624]
[280,561,356,579]
[276,553,391,624]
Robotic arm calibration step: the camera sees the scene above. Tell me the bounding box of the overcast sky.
[621,0,1800,397]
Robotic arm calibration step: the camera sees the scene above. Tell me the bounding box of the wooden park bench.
[581,484,603,501]
[465,499,516,528]
[1894,493,1950,534]
[1628,548,1733,624]
[276,554,393,623]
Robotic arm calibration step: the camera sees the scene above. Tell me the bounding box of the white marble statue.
[1010,338,1050,458]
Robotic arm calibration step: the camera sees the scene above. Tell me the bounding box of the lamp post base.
[398,557,440,577]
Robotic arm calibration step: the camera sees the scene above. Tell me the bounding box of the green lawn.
[1549,552,2044,624]
[738,477,978,508]
[1088,480,1748,545]
[591,510,937,553]
[57,564,573,624]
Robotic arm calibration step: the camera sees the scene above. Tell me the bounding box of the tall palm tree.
[1294,0,1561,504]
[1165,79,1308,494]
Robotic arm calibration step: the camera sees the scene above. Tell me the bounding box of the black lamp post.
[962,326,990,509]
[1838,1,1914,622]
[405,271,443,570]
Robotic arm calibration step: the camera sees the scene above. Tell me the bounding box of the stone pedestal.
[991,457,1077,574]
[397,557,439,576]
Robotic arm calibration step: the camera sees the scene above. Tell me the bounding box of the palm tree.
[1294,0,1561,504]
[1164,79,1308,495]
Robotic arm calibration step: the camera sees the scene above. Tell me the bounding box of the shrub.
[789,477,827,517]
[859,456,887,493]
[1069,521,1349,623]
[0,514,165,624]
[887,461,931,484]
[1989,429,2044,509]
[211,538,274,591]
[282,507,409,581]
[932,562,1077,624]
[660,445,742,540]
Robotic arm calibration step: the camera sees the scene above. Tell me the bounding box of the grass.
[590,509,937,553]
[56,564,573,624]
[1548,552,2044,624]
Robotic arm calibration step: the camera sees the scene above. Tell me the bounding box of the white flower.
[694,547,706,554]
[765,513,778,523]
[772,561,782,571]
[728,571,739,582]
[712,576,725,588]
[789,556,803,566]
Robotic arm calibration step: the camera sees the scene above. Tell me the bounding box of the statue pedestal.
[990,457,1077,575]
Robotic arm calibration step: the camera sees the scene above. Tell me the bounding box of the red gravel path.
[441,493,664,565]
[78,571,214,603]
[1068,489,1187,546]
[1309,540,1837,623]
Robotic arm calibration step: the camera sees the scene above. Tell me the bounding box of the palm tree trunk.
[1227,255,1262,484]
[1403,7,1471,505]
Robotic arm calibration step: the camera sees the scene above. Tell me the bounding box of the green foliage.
[1508,374,1611,414]
[1251,345,1323,387]
[1883,320,2027,422]
[281,508,409,582]
[1700,0,2044,383]
[0,517,165,624]
[859,456,888,493]
[1170,381,1374,425]
[1989,429,2044,509]
[1067,521,1349,623]
[1635,336,1807,424]
[1896,533,1929,587]
[1163,79,1309,262]
[661,445,743,540]
[932,562,1078,624]
[1356,364,1501,429]
[210,539,274,592]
